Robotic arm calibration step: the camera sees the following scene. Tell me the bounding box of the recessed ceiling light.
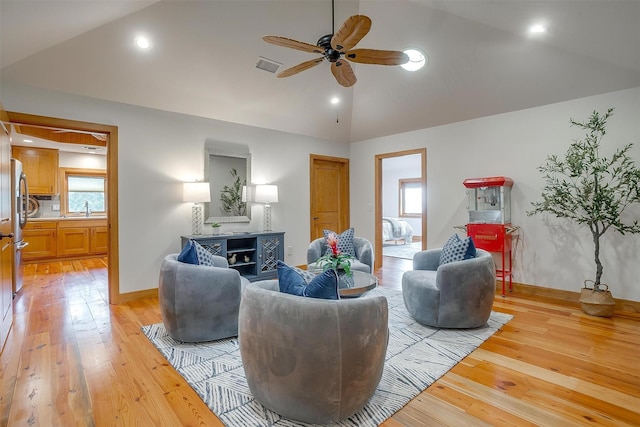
[529,24,547,34]
[401,49,427,72]
[330,97,340,105]
[134,35,152,50]
[23,139,33,143]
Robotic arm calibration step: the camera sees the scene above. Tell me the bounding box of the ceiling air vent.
[255,56,282,73]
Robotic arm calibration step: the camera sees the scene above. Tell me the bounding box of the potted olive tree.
[528,108,640,317]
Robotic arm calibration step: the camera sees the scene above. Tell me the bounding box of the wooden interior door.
[0,106,13,353]
[310,155,349,240]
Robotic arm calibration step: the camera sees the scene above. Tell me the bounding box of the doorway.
[5,111,119,304]
[374,149,426,270]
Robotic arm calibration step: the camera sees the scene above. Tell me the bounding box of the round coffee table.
[339,270,378,298]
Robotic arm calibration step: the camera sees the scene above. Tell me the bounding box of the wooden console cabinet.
[181,232,285,282]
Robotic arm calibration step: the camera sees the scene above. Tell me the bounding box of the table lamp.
[183,182,211,235]
[254,184,278,231]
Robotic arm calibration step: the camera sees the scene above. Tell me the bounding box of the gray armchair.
[402,248,496,328]
[238,280,388,424]
[307,236,374,273]
[158,253,250,343]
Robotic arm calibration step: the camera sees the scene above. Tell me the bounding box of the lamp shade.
[183,182,211,203]
[242,185,256,202]
[254,184,278,204]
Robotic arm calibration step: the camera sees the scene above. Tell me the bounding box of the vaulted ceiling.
[1,0,639,144]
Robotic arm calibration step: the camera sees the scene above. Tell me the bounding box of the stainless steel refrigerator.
[10,159,28,295]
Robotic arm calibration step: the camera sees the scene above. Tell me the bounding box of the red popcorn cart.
[463,176,517,296]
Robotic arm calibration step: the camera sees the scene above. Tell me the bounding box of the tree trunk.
[592,228,603,289]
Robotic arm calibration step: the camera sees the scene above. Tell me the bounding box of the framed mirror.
[204,140,251,223]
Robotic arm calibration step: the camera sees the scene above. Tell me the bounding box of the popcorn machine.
[463,176,516,296]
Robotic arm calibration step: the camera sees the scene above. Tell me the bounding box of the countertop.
[29,216,108,221]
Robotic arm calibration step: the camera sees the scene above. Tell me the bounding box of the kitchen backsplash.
[31,195,62,218]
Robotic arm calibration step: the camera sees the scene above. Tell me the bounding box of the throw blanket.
[382,217,414,244]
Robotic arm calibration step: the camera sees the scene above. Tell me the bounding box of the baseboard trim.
[499,281,640,316]
[116,288,158,304]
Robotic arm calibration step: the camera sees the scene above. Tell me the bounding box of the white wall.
[351,87,640,301]
[2,83,349,294]
[4,82,640,302]
[59,151,107,169]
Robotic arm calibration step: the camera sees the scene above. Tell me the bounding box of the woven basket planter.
[579,281,615,317]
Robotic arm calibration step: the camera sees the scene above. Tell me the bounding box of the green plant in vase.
[316,233,355,281]
[210,221,221,235]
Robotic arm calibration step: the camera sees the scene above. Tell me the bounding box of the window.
[399,178,422,217]
[60,168,107,216]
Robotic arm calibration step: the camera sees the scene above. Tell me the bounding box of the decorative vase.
[336,268,354,290]
[579,281,615,317]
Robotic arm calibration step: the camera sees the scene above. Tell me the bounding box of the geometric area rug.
[141,287,513,426]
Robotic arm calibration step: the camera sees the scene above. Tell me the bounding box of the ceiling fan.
[262,1,409,87]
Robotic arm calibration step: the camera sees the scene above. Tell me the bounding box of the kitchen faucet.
[84,201,91,217]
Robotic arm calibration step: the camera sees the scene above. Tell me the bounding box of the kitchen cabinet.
[11,146,59,195]
[58,227,90,256]
[24,219,107,261]
[90,226,108,254]
[181,232,285,282]
[58,219,107,257]
[23,221,57,260]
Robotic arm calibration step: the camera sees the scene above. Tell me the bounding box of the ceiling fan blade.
[331,60,357,87]
[278,58,324,78]
[345,49,409,65]
[263,36,324,54]
[331,15,371,51]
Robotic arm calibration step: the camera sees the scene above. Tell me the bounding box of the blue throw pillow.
[323,227,356,257]
[177,239,217,266]
[177,240,199,264]
[277,261,339,300]
[439,234,477,266]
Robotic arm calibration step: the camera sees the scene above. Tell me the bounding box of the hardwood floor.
[1,256,639,426]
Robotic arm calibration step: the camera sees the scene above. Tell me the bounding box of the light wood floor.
[1,256,639,426]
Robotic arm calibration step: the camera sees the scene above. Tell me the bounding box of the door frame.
[309,154,350,241]
[6,111,120,304]
[374,148,427,270]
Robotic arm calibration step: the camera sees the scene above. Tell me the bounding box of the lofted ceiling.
[1,0,639,144]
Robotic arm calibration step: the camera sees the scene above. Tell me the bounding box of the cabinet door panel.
[11,146,59,195]
[257,234,284,279]
[90,226,108,254]
[23,229,57,260]
[58,227,89,256]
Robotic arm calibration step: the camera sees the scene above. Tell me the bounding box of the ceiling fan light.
[401,49,427,71]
